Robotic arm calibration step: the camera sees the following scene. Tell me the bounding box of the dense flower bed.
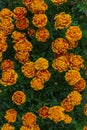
[0,0,87,130]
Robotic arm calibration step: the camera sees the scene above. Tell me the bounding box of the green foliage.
[0,0,87,130]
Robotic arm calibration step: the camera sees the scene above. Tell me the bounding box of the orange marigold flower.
[34,57,49,70]
[20,124,40,130]
[64,114,72,124]
[14,39,32,52]
[0,8,13,18]
[52,55,69,72]
[22,112,36,128]
[11,31,25,43]
[84,104,87,116]
[4,109,17,123]
[20,126,31,130]
[36,28,50,42]
[68,54,84,70]
[66,26,82,41]
[32,124,40,130]
[0,31,7,42]
[61,98,74,112]
[13,7,27,19]
[68,40,78,50]
[83,126,87,130]
[0,41,7,53]
[65,70,81,85]
[73,78,86,91]
[52,38,69,55]
[0,69,18,86]
[48,106,65,123]
[28,28,35,37]
[1,123,15,130]
[38,106,49,118]
[67,91,82,105]
[0,52,2,62]
[12,91,26,105]
[1,59,14,71]
[22,62,36,78]
[15,51,29,64]
[30,77,44,91]
[32,14,47,28]
[1,18,14,35]
[16,17,29,30]
[51,0,67,5]
[36,70,51,82]
[29,0,48,13]
[54,12,72,30]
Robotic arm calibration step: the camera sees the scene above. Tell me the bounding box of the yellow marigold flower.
[68,54,84,70]
[36,70,51,82]
[34,57,49,70]
[32,14,47,28]
[68,40,78,50]
[54,12,72,30]
[64,114,72,124]
[66,26,82,41]
[4,109,17,123]
[11,31,25,43]
[48,106,65,123]
[52,38,69,54]
[67,91,82,105]
[84,104,87,116]
[0,41,7,53]
[15,51,29,64]
[22,112,36,128]
[12,91,26,105]
[73,78,86,91]
[1,18,14,35]
[22,62,36,78]
[83,126,87,130]
[61,98,74,112]
[36,28,50,42]
[65,70,81,85]
[51,0,67,5]
[0,8,13,18]
[0,69,18,86]
[1,123,15,130]
[30,77,44,91]
[14,39,33,52]
[52,55,69,72]
[13,7,27,19]
[28,28,35,37]
[16,17,29,30]
[1,59,14,71]
[38,106,49,118]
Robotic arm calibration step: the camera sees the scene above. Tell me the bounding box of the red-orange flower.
[38,106,49,118]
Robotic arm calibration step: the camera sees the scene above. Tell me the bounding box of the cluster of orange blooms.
[0,8,14,35]
[13,7,29,30]
[0,31,7,61]
[0,0,87,129]
[1,110,40,130]
[0,59,18,86]
[12,31,33,64]
[22,0,49,42]
[61,91,82,112]
[38,106,72,124]
[22,57,51,91]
